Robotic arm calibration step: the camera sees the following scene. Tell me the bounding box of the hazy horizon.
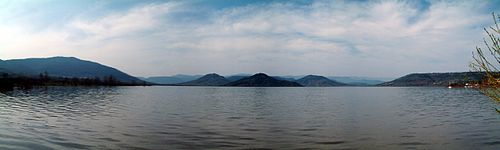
[1,0,500,77]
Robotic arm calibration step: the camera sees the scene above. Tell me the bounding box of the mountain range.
[296,75,347,87]
[328,76,389,85]
[0,57,489,87]
[170,73,349,87]
[177,73,230,86]
[141,74,388,85]
[0,57,143,84]
[225,73,303,87]
[151,72,487,87]
[140,75,203,84]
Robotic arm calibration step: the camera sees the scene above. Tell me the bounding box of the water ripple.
[0,87,499,149]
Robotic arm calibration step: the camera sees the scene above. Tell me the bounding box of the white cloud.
[0,1,495,77]
[0,25,70,58]
[69,3,174,40]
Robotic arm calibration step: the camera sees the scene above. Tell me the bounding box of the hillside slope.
[226,73,302,87]
[178,73,230,86]
[0,57,143,84]
[379,72,485,86]
[296,75,347,86]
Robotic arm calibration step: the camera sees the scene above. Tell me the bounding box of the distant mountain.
[0,57,143,84]
[226,73,302,87]
[240,75,390,86]
[296,75,347,87]
[273,76,296,81]
[279,75,306,80]
[226,74,389,86]
[328,76,389,86]
[142,74,202,84]
[379,72,486,86]
[227,75,248,82]
[178,73,230,86]
[229,73,253,77]
[227,75,296,82]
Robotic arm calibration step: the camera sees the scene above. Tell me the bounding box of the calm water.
[0,86,499,149]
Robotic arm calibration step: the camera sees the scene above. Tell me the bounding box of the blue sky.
[1,0,499,77]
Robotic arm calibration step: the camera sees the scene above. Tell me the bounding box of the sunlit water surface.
[0,86,499,149]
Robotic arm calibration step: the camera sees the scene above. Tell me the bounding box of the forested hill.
[0,57,143,84]
[226,73,302,87]
[379,72,486,86]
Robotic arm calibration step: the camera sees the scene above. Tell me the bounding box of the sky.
[0,0,499,77]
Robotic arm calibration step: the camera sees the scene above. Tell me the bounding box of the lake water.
[0,86,499,149]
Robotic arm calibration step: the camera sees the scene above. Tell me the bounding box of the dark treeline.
[0,72,148,91]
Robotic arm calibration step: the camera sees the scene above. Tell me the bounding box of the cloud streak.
[0,0,497,77]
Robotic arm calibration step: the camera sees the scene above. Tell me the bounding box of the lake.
[0,86,499,149]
